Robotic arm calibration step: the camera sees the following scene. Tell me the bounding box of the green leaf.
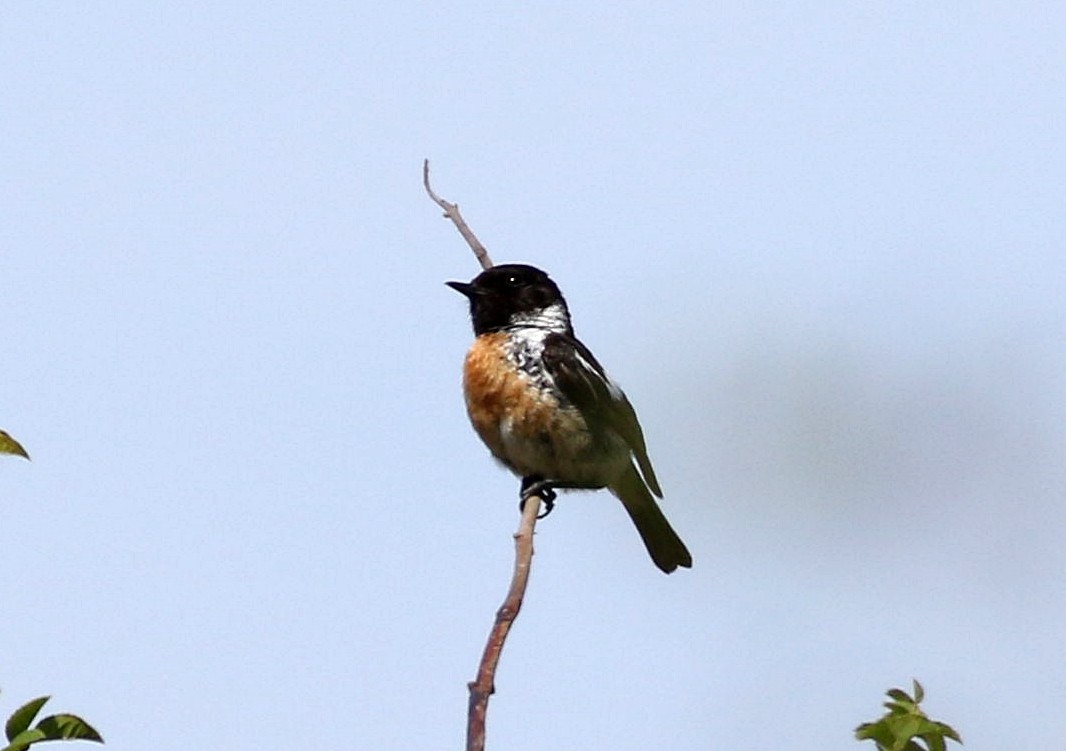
[892,715,923,745]
[855,721,895,747]
[940,722,962,742]
[6,698,49,742]
[925,734,946,751]
[0,431,29,460]
[3,727,46,751]
[886,688,912,704]
[33,715,102,744]
[919,722,962,748]
[912,680,924,704]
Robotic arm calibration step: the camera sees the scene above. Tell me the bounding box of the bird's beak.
[446,280,478,299]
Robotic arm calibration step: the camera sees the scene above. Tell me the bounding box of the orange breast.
[463,333,551,447]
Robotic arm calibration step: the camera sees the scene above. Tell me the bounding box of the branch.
[426,161,533,748]
[465,493,542,751]
[423,159,495,270]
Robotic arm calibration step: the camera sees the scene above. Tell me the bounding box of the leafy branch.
[2,695,102,751]
[856,681,961,751]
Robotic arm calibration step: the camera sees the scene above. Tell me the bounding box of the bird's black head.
[447,264,573,336]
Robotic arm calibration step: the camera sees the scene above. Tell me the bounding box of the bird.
[447,263,692,574]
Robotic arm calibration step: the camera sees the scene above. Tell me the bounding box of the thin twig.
[422,159,495,270]
[426,160,533,748]
[466,494,542,751]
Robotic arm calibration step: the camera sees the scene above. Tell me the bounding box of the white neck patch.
[508,301,571,334]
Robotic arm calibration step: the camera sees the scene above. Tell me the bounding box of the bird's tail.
[611,466,692,574]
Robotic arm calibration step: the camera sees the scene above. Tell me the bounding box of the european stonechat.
[448,264,692,574]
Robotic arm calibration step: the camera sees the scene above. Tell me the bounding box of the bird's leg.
[520,476,557,518]
[519,476,605,519]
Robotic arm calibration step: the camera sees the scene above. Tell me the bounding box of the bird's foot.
[519,477,557,519]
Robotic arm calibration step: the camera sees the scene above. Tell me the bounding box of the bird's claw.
[535,495,555,518]
[519,478,557,518]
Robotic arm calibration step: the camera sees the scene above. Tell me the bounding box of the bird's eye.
[505,275,520,286]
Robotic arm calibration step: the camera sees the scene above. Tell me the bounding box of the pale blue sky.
[3,3,1065,749]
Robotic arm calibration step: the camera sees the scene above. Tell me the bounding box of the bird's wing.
[542,332,662,497]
